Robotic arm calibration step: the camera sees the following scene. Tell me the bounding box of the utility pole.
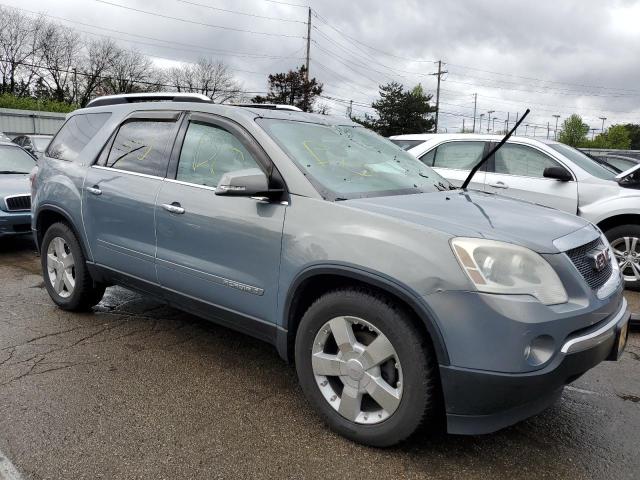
[479,113,485,133]
[514,112,519,135]
[599,116,607,133]
[472,93,477,133]
[347,99,353,119]
[553,115,560,140]
[547,121,550,139]
[525,124,529,136]
[591,128,597,140]
[462,118,465,132]
[492,117,496,132]
[506,112,510,132]
[430,60,448,132]
[533,125,538,137]
[305,7,311,82]
[487,110,495,132]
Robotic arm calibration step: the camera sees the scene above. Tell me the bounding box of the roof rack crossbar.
[86,92,212,108]
[229,103,303,112]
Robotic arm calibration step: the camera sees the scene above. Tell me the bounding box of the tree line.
[0,5,244,109]
[558,114,639,150]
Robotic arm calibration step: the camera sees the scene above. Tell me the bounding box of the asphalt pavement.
[0,236,639,480]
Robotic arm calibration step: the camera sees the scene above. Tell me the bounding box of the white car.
[390,133,640,290]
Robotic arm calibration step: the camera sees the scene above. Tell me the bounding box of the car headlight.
[451,238,568,305]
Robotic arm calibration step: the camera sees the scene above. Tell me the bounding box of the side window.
[14,137,24,146]
[419,148,435,166]
[46,112,111,161]
[105,120,176,177]
[176,122,262,188]
[433,142,484,170]
[494,144,561,178]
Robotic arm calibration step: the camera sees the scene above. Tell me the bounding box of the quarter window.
[46,112,111,161]
[433,142,484,170]
[494,144,560,178]
[176,122,261,188]
[105,120,176,177]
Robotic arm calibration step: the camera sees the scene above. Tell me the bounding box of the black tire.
[604,224,640,291]
[295,288,437,447]
[41,222,106,311]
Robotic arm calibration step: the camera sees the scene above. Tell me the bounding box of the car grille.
[5,195,31,211]
[565,238,613,291]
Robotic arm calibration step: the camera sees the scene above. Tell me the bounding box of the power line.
[91,0,304,38]
[176,0,306,23]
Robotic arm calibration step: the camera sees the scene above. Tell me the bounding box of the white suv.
[391,134,640,290]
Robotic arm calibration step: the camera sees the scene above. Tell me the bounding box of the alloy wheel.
[611,236,640,283]
[311,316,403,424]
[46,236,76,298]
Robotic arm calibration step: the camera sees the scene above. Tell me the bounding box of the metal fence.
[0,108,67,138]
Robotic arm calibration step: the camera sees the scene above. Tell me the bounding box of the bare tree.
[37,21,81,102]
[0,6,43,95]
[164,57,243,103]
[77,38,119,107]
[102,48,154,94]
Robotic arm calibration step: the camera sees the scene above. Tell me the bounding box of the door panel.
[485,143,578,213]
[83,167,162,281]
[155,115,285,323]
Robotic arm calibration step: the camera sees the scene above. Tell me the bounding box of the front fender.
[579,193,640,225]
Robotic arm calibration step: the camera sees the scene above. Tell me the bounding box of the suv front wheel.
[41,222,106,310]
[295,289,437,447]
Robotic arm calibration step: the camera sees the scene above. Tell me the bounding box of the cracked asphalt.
[0,236,639,480]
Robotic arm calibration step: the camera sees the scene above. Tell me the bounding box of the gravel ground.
[0,236,639,480]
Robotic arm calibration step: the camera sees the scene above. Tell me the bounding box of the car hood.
[344,190,590,253]
[0,173,30,209]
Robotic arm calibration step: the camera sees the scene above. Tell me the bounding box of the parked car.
[0,131,12,142]
[590,154,639,174]
[391,134,640,290]
[0,141,35,236]
[12,134,53,159]
[32,94,629,447]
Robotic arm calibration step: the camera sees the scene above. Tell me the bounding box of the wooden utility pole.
[305,7,311,82]
[430,60,447,132]
[472,93,477,133]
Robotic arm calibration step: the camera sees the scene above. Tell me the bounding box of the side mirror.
[215,168,269,197]
[543,166,572,182]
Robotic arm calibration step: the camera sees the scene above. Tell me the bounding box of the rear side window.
[433,141,484,170]
[46,112,111,161]
[389,139,424,151]
[105,120,176,177]
[176,122,261,188]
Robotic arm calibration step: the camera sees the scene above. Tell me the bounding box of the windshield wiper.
[0,170,30,174]
[461,109,530,190]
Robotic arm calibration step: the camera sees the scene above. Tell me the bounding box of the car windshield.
[258,119,453,199]
[549,143,616,181]
[32,137,51,150]
[389,139,425,151]
[0,145,36,173]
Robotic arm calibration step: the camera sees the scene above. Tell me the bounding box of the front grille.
[565,238,613,291]
[5,195,31,211]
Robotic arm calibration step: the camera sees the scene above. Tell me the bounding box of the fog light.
[524,335,555,366]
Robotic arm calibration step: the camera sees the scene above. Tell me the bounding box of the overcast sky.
[3,0,640,134]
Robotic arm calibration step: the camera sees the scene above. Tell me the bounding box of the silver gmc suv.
[31,93,630,447]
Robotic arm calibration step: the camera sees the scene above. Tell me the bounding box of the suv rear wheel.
[41,222,106,310]
[295,289,437,447]
[605,224,640,291]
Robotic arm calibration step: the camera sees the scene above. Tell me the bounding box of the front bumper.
[0,209,32,236]
[441,298,630,435]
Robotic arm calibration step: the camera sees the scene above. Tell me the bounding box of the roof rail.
[230,103,303,112]
[86,92,212,108]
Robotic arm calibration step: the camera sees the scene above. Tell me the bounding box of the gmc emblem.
[589,248,610,272]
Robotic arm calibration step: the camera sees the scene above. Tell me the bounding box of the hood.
[0,173,30,210]
[344,190,590,253]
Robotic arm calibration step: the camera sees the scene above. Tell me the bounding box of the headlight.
[451,238,568,305]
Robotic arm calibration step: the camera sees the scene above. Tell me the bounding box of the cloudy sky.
[3,0,640,135]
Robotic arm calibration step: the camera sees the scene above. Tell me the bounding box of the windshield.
[549,144,616,181]
[389,139,425,151]
[258,119,452,199]
[32,137,51,150]
[0,145,36,173]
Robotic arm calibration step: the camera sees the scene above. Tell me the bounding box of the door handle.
[488,181,508,189]
[161,202,185,214]
[86,186,102,195]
